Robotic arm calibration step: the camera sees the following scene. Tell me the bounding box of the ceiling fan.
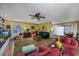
[29,13,45,20]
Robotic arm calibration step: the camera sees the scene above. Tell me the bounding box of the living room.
[0,3,79,56]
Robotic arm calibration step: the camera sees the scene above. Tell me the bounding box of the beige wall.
[4,20,52,32]
[38,22,52,32]
[77,21,79,32]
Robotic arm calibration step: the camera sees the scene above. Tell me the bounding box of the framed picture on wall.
[36,26,40,31]
[6,25,11,29]
[0,16,4,23]
[12,23,22,33]
[31,26,34,29]
[64,25,71,33]
[42,26,47,31]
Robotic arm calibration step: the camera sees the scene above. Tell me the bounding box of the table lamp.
[53,26,64,48]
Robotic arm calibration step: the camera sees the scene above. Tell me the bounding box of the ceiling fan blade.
[32,17,34,19]
[29,15,34,16]
[37,17,40,20]
[37,13,40,16]
[39,16,45,18]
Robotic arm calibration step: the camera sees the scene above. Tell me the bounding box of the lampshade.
[53,26,64,36]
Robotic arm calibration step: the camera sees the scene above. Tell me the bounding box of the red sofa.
[28,45,50,56]
[62,37,78,56]
[46,48,62,56]
[16,45,62,56]
[16,45,50,56]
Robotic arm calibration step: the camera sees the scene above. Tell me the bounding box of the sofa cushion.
[47,48,60,56]
[22,44,36,54]
[38,45,49,52]
[28,45,50,56]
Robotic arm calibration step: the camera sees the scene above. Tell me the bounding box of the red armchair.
[62,37,78,56]
[28,45,50,56]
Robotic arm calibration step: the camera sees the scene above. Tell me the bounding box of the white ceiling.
[0,3,79,24]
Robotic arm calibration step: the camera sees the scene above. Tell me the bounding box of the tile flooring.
[2,39,79,56]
